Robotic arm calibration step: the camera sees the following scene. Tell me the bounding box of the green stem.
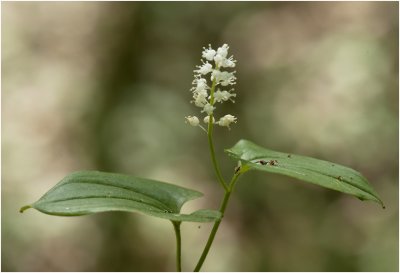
[173,221,182,272]
[207,74,229,191]
[193,173,240,272]
[207,119,228,191]
[194,64,241,271]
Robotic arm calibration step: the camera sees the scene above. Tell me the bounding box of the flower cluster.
[185,44,237,130]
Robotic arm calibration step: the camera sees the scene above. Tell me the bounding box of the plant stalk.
[194,64,240,271]
[172,221,182,272]
[207,118,228,191]
[207,75,229,191]
[193,173,240,272]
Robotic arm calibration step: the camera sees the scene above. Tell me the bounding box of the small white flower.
[202,103,215,115]
[220,77,236,86]
[185,116,200,126]
[221,56,236,68]
[193,92,208,107]
[217,44,229,58]
[211,70,236,86]
[202,45,216,61]
[217,114,237,128]
[203,116,215,124]
[192,78,209,93]
[195,88,208,97]
[214,54,225,68]
[195,62,213,75]
[214,90,236,103]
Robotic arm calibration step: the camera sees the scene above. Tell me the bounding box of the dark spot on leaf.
[198,225,201,229]
[234,166,241,174]
[337,176,343,181]
[269,160,278,166]
[287,154,292,158]
[257,160,267,165]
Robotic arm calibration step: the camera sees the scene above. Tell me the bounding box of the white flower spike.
[187,43,238,130]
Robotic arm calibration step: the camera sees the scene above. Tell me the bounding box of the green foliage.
[20,171,221,222]
[18,35,389,271]
[226,139,384,208]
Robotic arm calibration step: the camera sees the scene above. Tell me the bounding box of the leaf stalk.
[172,221,182,272]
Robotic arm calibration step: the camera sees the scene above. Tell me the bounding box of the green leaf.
[226,139,384,208]
[20,171,222,222]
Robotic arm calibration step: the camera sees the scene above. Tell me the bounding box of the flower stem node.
[204,116,215,124]
[202,103,215,115]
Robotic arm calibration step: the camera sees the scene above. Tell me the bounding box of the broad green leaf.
[20,171,221,222]
[226,139,384,208]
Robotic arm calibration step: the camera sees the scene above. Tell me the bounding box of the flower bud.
[203,116,215,124]
[202,103,215,115]
[185,116,200,126]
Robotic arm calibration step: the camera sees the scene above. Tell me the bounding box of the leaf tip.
[357,196,385,209]
[19,205,32,213]
[374,195,385,210]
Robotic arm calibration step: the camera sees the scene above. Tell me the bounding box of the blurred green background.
[2,1,398,271]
